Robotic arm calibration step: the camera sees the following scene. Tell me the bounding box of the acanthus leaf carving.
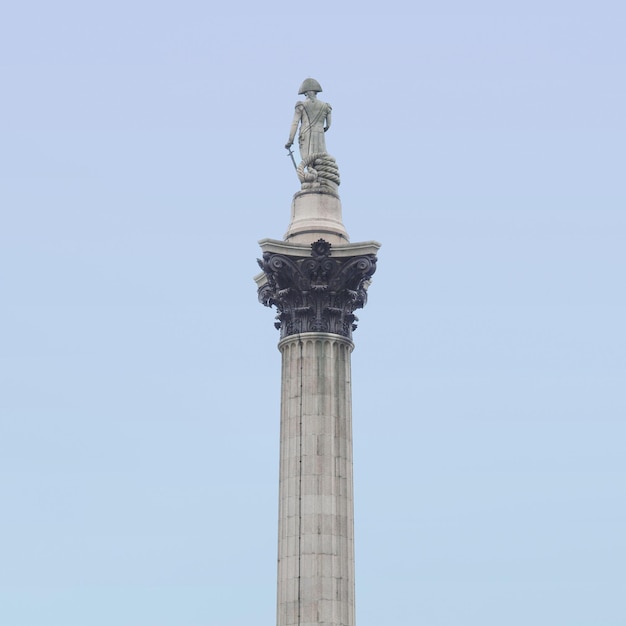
[257,240,377,339]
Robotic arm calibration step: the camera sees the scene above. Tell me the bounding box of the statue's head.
[298,78,323,95]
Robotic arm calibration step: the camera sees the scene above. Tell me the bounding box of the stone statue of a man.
[285,78,332,161]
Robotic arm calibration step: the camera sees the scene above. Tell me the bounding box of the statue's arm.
[285,105,302,149]
[324,108,332,133]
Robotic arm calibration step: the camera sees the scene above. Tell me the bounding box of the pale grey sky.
[1,1,625,625]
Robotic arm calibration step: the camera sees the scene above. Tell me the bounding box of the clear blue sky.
[1,1,624,625]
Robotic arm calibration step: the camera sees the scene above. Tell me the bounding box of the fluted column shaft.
[277,332,355,626]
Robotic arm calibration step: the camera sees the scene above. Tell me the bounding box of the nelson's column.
[255,78,380,626]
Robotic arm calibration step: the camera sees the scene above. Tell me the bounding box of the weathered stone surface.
[276,333,356,626]
[284,79,341,193]
[255,222,380,626]
[284,189,349,245]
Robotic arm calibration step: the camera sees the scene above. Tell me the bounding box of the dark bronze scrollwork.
[258,240,377,339]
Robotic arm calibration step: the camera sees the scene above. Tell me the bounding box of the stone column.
[256,238,379,626]
[277,332,355,626]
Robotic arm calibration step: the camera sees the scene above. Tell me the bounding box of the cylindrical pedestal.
[277,332,356,626]
[284,191,350,245]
